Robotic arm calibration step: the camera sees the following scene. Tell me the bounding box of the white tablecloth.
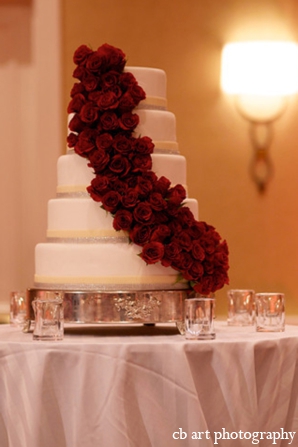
[0,322,298,447]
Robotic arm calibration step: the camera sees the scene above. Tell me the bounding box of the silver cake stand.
[25,288,189,334]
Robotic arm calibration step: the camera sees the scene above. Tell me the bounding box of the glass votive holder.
[32,292,64,341]
[255,292,285,332]
[184,297,216,340]
[227,289,255,326]
[10,290,27,328]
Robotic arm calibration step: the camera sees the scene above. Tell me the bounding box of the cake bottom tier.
[34,241,188,291]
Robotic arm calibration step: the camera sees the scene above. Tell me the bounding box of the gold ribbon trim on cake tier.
[66,142,179,155]
[56,183,187,197]
[46,228,128,241]
[135,96,167,110]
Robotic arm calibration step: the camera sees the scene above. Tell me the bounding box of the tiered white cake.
[34,66,198,291]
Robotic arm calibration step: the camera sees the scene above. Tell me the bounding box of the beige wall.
[62,0,298,315]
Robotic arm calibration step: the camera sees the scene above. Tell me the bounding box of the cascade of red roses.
[67,43,229,295]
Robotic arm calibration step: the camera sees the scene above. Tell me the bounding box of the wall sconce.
[221,41,298,192]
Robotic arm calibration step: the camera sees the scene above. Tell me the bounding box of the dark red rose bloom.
[133,136,154,155]
[191,240,205,261]
[75,129,97,156]
[97,43,126,72]
[101,70,120,89]
[167,219,183,236]
[118,92,137,112]
[119,71,137,89]
[133,202,153,224]
[153,176,171,196]
[136,176,154,198]
[132,154,152,171]
[148,192,167,211]
[150,225,171,243]
[82,73,98,92]
[110,178,128,195]
[121,188,139,208]
[140,241,164,265]
[80,102,99,124]
[86,52,104,73]
[96,133,113,151]
[67,94,86,113]
[109,154,131,177]
[101,190,121,213]
[174,232,192,252]
[183,261,204,281]
[171,251,193,272]
[113,209,133,231]
[129,224,151,246]
[73,44,93,66]
[176,206,195,228]
[73,65,87,81]
[87,176,110,202]
[119,112,139,131]
[67,132,78,148]
[88,148,110,173]
[70,82,86,97]
[97,91,119,110]
[129,83,146,104]
[100,111,119,131]
[166,184,186,206]
[162,241,182,263]
[193,276,215,295]
[68,114,85,133]
[113,134,133,154]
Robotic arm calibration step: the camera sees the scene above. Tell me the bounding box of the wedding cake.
[34,44,229,295]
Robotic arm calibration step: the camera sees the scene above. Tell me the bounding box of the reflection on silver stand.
[24,288,189,334]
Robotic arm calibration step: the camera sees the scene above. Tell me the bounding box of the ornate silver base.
[26,288,189,334]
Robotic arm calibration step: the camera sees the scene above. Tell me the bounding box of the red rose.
[67,94,86,113]
[133,136,154,155]
[101,190,121,213]
[88,149,110,173]
[113,134,133,154]
[110,178,128,195]
[118,92,137,112]
[80,103,99,124]
[73,44,93,66]
[176,207,195,228]
[113,209,133,231]
[96,133,113,151]
[73,65,87,81]
[82,73,98,92]
[86,52,103,73]
[166,184,186,206]
[119,71,137,89]
[75,129,97,156]
[136,176,154,198]
[97,91,119,110]
[149,192,167,211]
[70,82,86,97]
[97,43,126,72]
[174,232,192,252]
[68,114,85,133]
[101,70,120,89]
[87,175,110,198]
[150,225,171,243]
[193,276,214,295]
[67,132,78,148]
[172,251,193,272]
[183,261,204,281]
[129,83,146,104]
[140,242,164,264]
[132,154,152,171]
[191,240,205,261]
[129,224,151,246]
[133,202,153,224]
[100,111,119,131]
[119,112,139,131]
[121,188,139,208]
[109,154,131,177]
[153,176,171,196]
